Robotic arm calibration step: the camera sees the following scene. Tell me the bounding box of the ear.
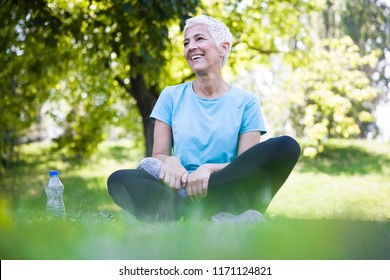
[219,41,230,57]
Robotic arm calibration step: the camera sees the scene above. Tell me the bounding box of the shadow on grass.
[105,145,136,162]
[298,142,390,175]
[96,141,144,164]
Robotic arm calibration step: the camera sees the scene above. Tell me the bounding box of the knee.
[277,135,301,160]
[107,170,123,196]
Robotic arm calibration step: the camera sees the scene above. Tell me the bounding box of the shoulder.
[229,86,260,105]
[160,81,192,96]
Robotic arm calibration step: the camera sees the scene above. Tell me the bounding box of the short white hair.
[184,15,233,66]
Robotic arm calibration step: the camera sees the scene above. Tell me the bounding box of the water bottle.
[45,170,65,219]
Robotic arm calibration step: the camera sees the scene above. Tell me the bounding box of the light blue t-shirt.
[150,81,266,172]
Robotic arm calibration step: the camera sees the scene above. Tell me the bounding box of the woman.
[107,15,301,222]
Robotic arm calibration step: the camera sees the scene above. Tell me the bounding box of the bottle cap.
[49,170,59,176]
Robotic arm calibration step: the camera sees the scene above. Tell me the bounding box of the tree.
[55,0,200,157]
[0,0,66,169]
[321,0,390,137]
[0,0,200,166]
[340,0,390,137]
[287,37,379,156]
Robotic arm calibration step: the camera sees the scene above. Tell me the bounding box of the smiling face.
[184,24,226,75]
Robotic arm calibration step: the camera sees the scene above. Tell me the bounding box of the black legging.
[107,135,301,221]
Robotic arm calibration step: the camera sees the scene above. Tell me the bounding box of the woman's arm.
[152,120,188,191]
[151,119,172,162]
[237,131,261,156]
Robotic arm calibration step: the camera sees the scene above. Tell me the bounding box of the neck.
[193,73,230,99]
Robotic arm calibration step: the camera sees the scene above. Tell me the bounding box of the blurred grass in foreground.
[0,139,389,259]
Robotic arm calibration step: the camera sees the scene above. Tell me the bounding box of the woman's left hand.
[185,164,212,201]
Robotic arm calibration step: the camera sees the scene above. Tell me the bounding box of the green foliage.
[48,47,129,158]
[341,0,390,55]
[321,0,390,134]
[0,0,200,163]
[48,0,200,157]
[0,0,67,169]
[286,37,379,157]
[200,0,322,71]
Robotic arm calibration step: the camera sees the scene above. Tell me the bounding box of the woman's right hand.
[159,156,188,191]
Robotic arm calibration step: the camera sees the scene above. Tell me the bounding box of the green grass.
[0,139,389,260]
[268,139,390,221]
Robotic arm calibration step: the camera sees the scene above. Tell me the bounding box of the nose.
[187,40,197,51]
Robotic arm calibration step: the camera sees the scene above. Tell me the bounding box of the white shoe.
[137,157,163,178]
[137,157,187,198]
[211,210,265,224]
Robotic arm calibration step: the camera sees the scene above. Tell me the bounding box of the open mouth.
[191,54,204,61]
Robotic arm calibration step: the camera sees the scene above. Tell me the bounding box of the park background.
[0,0,390,259]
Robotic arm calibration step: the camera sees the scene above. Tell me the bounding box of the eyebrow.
[184,32,207,41]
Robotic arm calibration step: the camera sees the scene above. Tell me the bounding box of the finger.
[159,170,165,180]
[181,172,188,187]
[194,180,200,199]
[198,181,205,200]
[174,176,181,191]
[168,176,176,189]
[186,183,192,197]
[189,179,199,201]
[162,174,170,185]
[202,180,208,198]
[194,180,201,200]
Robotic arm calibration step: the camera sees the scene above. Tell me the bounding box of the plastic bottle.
[45,170,65,219]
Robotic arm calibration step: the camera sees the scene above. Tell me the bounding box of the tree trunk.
[323,0,334,39]
[129,73,159,157]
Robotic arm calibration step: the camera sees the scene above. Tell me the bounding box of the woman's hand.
[185,164,212,201]
[159,156,188,191]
